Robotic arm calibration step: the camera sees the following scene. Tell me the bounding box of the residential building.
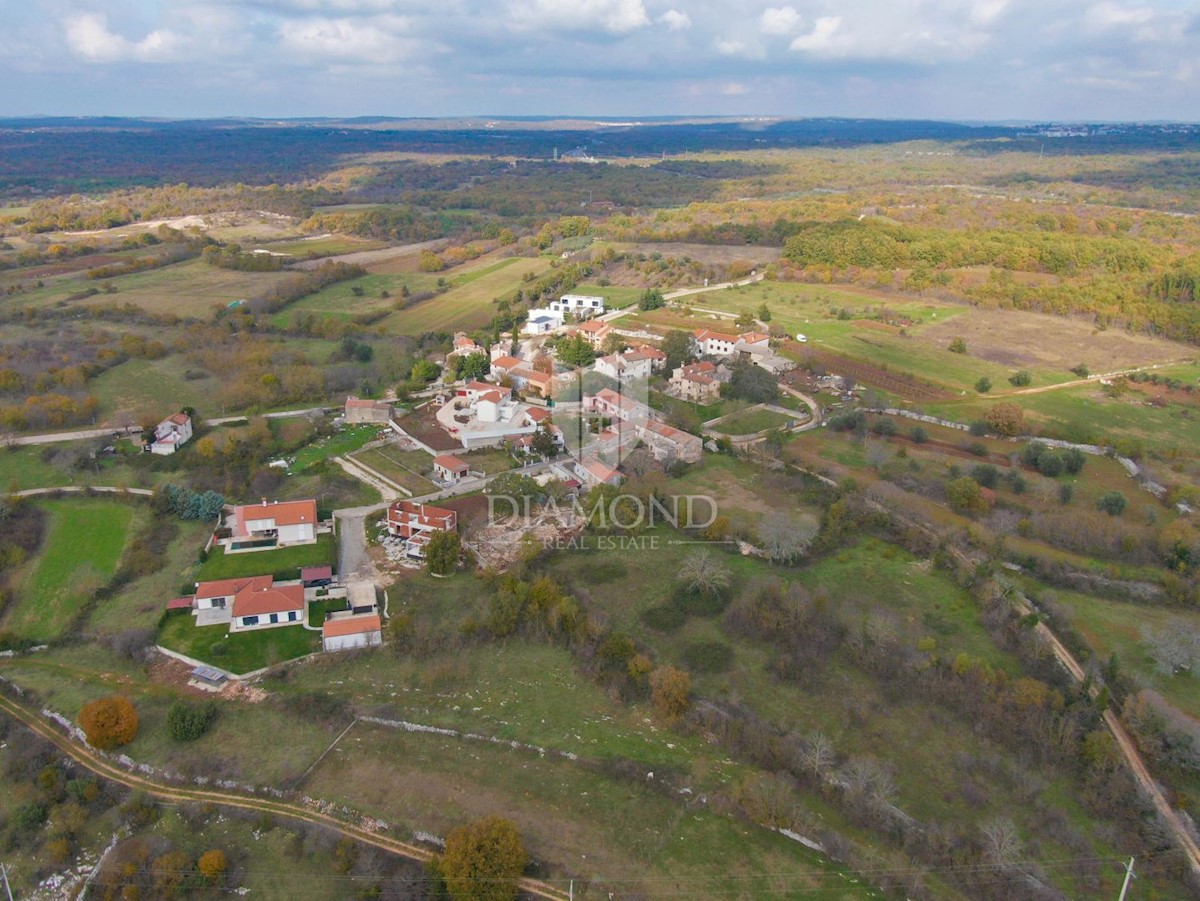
[584,388,651,424]
[193,575,272,617]
[594,350,652,384]
[344,396,393,424]
[228,499,319,549]
[639,419,703,464]
[571,319,613,349]
[489,356,524,380]
[552,294,606,318]
[436,387,538,449]
[631,344,667,372]
[230,582,305,632]
[433,454,471,483]
[150,412,193,455]
[692,328,740,358]
[582,459,623,487]
[387,500,458,558]
[670,361,723,403]
[300,565,333,588]
[522,307,564,335]
[446,332,481,363]
[511,366,554,397]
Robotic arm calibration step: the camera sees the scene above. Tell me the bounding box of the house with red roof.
[692,328,740,358]
[670,361,724,403]
[323,613,383,652]
[433,454,472,483]
[228,498,319,550]
[344,396,393,424]
[150,412,193,455]
[186,574,306,631]
[387,500,458,558]
[570,319,613,349]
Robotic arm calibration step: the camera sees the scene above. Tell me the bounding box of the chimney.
[262,498,267,506]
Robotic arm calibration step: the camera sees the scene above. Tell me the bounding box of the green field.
[379,256,552,334]
[197,534,336,582]
[0,257,297,317]
[269,272,429,328]
[707,406,793,435]
[349,446,437,494]
[290,424,386,471]
[90,354,212,419]
[0,445,161,492]
[158,613,319,673]
[5,498,136,639]
[569,282,643,309]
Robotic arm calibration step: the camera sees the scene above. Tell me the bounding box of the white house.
[584,388,651,424]
[229,499,318,548]
[150,412,193,455]
[552,294,606,318]
[594,351,653,384]
[344,396,393,424]
[571,319,613,349]
[523,308,565,335]
[691,328,740,358]
[230,582,306,631]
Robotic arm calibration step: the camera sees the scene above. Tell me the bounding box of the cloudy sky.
[0,0,1197,121]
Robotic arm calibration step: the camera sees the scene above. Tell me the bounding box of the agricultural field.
[89,354,212,420]
[3,497,137,640]
[348,445,438,494]
[706,405,793,435]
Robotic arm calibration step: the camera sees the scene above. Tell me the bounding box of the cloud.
[714,37,746,55]
[278,14,419,59]
[508,0,650,34]
[721,81,749,95]
[64,13,180,63]
[760,6,801,36]
[789,16,841,52]
[658,9,692,31]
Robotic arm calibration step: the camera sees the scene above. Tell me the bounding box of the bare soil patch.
[786,343,955,402]
[917,308,1193,371]
[393,406,462,452]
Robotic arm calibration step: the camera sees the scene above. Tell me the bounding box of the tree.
[975,376,992,394]
[1070,363,1090,378]
[757,302,772,322]
[650,665,691,723]
[725,360,779,404]
[948,337,967,354]
[1062,447,1086,475]
[600,331,626,355]
[455,352,490,381]
[1098,491,1127,516]
[678,551,730,596]
[1036,450,1064,477]
[971,464,999,488]
[735,310,756,330]
[425,530,461,575]
[946,477,987,515]
[198,849,228,880]
[530,426,558,459]
[167,700,217,742]
[410,360,441,384]
[440,816,527,901]
[759,512,819,563]
[1007,370,1032,387]
[79,696,138,749]
[555,333,595,369]
[984,402,1024,437]
[980,817,1022,866]
[910,425,928,444]
[637,289,665,311]
[659,329,693,368]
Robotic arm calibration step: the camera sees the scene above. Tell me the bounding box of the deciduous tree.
[440,816,527,901]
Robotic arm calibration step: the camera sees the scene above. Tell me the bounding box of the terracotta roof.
[167,412,191,426]
[739,332,770,343]
[234,499,317,530]
[575,320,610,333]
[525,406,551,422]
[167,596,194,610]
[388,501,456,531]
[584,460,622,482]
[195,575,273,600]
[633,344,666,359]
[693,328,738,343]
[323,614,382,638]
[465,380,494,392]
[515,367,550,385]
[491,356,523,369]
[301,565,333,581]
[233,583,305,618]
[434,454,469,471]
[622,351,654,363]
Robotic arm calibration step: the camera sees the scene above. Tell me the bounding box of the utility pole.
[1117,857,1135,901]
[1,862,14,901]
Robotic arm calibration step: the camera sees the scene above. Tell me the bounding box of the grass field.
[707,406,793,435]
[90,354,212,419]
[268,272,430,328]
[290,424,386,471]
[0,257,297,317]
[0,445,162,491]
[158,613,319,673]
[570,282,643,309]
[378,256,552,335]
[348,446,437,494]
[197,534,336,582]
[5,498,136,639]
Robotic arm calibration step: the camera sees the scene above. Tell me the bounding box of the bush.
[966,442,988,457]
[971,464,999,488]
[1036,451,1064,477]
[1063,448,1086,475]
[975,377,992,394]
[828,410,865,432]
[910,426,928,444]
[968,420,989,437]
[167,700,218,742]
[1098,491,1128,516]
[681,641,735,673]
[1070,363,1090,378]
[640,604,687,632]
[1008,370,1032,387]
[869,417,897,437]
[440,816,526,901]
[79,696,138,750]
[650,666,691,723]
[1059,483,1074,505]
[198,849,228,880]
[671,583,731,617]
[949,337,967,354]
[984,402,1024,437]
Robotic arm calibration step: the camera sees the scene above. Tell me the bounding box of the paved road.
[13,486,154,498]
[334,511,375,585]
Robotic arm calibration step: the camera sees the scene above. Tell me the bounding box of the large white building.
[552,294,606,317]
[229,499,319,549]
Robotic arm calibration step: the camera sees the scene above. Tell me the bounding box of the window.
[287,611,298,621]
[213,597,226,609]
[242,616,259,626]
[269,613,279,624]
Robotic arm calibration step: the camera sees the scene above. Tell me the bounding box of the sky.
[0,0,1197,121]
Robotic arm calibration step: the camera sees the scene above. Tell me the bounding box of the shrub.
[1008,370,1032,387]
[1059,483,1074,505]
[971,464,999,488]
[1036,451,1064,478]
[640,604,687,632]
[671,583,731,617]
[828,409,866,432]
[870,417,897,437]
[984,402,1024,437]
[910,426,928,444]
[975,377,992,394]
[1070,363,1089,378]
[198,849,228,880]
[79,696,139,750]
[947,477,987,515]
[167,700,218,742]
[682,641,735,673]
[968,420,989,437]
[966,442,988,457]
[949,337,967,354]
[1063,448,1086,475]
[650,666,691,723]
[1098,492,1128,516]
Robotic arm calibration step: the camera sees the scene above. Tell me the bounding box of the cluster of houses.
[522,293,607,335]
[168,498,383,665]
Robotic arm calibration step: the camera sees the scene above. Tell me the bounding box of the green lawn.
[158,613,319,674]
[90,354,213,420]
[198,534,337,582]
[707,406,793,435]
[308,596,348,628]
[349,446,437,494]
[269,272,418,328]
[291,424,386,471]
[571,283,643,309]
[5,498,136,640]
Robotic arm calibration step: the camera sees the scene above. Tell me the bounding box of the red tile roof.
[323,614,382,638]
[233,499,317,533]
[301,565,333,582]
[434,454,469,471]
[491,356,523,369]
[575,320,611,333]
[525,406,551,422]
[167,596,194,610]
[167,412,191,426]
[232,583,305,618]
[195,575,273,600]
